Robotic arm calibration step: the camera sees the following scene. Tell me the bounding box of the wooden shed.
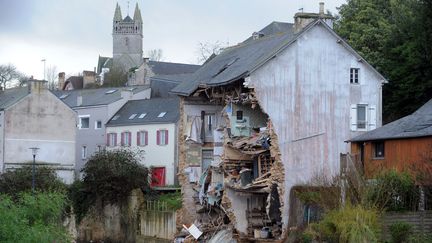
[350,99,432,183]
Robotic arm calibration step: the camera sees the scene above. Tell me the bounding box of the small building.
[0,80,76,183]
[53,86,151,176]
[350,98,432,181]
[105,97,180,187]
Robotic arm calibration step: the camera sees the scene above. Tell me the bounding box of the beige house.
[0,80,77,183]
[105,97,179,186]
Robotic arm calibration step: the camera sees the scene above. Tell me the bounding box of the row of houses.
[1,2,431,241]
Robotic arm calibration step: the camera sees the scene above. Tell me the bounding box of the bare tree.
[196,41,229,64]
[147,49,163,61]
[0,64,20,90]
[45,65,58,90]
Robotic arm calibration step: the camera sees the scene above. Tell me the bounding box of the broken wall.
[246,23,383,232]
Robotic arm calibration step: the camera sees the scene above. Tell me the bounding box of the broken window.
[236,110,243,121]
[204,114,215,137]
[202,149,213,172]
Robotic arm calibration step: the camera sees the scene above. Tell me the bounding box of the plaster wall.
[248,23,383,228]
[3,90,76,183]
[106,123,177,185]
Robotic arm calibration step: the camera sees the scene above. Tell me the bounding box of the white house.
[53,86,151,176]
[171,3,387,239]
[0,80,77,184]
[105,97,179,186]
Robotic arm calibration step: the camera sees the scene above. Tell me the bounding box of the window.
[129,114,137,119]
[236,110,243,121]
[350,104,377,131]
[95,120,102,129]
[373,141,385,158]
[157,130,168,145]
[357,104,367,129]
[107,133,117,147]
[204,114,215,137]
[105,89,117,94]
[137,131,148,146]
[112,115,120,121]
[79,116,90,129]
[81,146,87,159]
[59,94,69,99]
[202,149,214,172]
[138,113,147,119]
[350,68,359,84]
[157,112,167,118]
[121,132,131,146]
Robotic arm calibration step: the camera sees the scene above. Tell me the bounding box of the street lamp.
[29,147,40,195]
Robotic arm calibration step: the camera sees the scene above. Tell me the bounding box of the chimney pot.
[319,2,325,15]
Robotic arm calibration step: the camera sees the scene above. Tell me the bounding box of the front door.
[151,167,166,187]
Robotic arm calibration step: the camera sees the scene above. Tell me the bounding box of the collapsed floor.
[176,87,286,242]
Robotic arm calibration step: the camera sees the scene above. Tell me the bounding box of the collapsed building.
[172,3,386,241]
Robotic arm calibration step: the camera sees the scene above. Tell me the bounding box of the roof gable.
[172,19,388,96]
[0,87,29,110]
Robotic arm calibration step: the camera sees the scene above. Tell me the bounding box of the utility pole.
[41,59,46,80]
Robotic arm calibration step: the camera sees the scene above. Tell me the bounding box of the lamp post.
[29,147,40,195]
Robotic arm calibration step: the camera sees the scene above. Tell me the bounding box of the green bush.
[69,149,150,223]
[317,205,381,243]
[0,192,71,242]
[152,191,182,210]
[366,170,418,211]
[389,221,412,243]
[0,166,66,197]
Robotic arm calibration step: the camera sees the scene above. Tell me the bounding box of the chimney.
[121,88,134,100]
[293,2,334,33]
[58,72,65,90]
[28,78,48,94]
[319,2,324,15]
[77,95,83,106]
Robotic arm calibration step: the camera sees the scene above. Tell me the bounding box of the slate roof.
[350,99,432,142]
[123,16,133,22]
[106,97,180,126]
[0,87,29,110]
[52,86,150,108]
[64,76,84,90]
[148,61,200,75]
[243,21,294,43]
[150,73,194,98]
[171,19,388,96]
[97,56,112,73]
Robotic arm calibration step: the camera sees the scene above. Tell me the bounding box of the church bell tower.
[112,3,143,71]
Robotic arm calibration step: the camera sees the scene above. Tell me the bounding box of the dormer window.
[350,68,359,84]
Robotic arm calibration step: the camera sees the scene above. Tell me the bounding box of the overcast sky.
[0,0,346,79]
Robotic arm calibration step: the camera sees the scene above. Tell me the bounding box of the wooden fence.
[139,200,176,240]
[383,211,432,236]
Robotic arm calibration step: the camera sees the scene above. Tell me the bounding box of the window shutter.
[121,132,124,146]
[128,132,131,146]
[137,132,140,146]
[114,133,117,146]
[368,105,377,130]
[156,130,160,145]
[145,131,148,145]
[106,134,110,146]
[350,104,357,131]
[165,130,169,145]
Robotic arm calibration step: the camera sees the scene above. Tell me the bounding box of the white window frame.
[158,130,168,145]
[138,130,148,146]
[356,104,368,130]
[108,133,117,147]
[78,115,90,129]
[350,68,360,84]
[95,120,102,129]
[122,131,131,147]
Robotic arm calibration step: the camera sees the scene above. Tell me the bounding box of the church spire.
[133,3,142,22]
[113,2,122,22]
